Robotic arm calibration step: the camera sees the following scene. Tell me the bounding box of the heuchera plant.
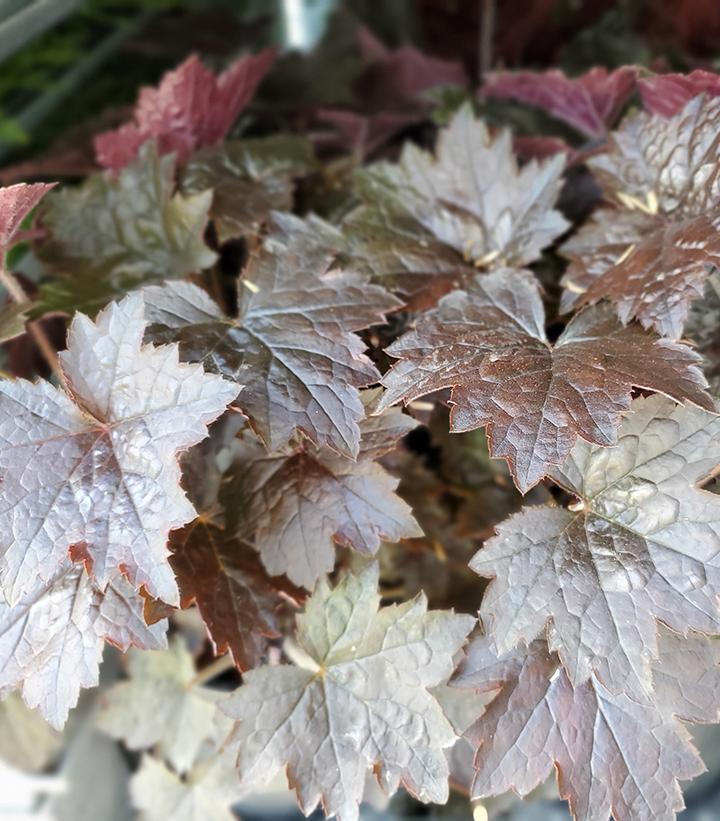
[2,41,720,821]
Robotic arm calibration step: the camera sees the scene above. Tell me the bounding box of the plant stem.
[188,653,235,689]
[479,0,495,81]
[0,266,61,379]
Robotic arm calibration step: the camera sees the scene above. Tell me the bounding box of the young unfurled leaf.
[379,268,712,491]
[353,104,568,270]
[482,66,636,138]
[221,563,475,821]
[0,182,55,253]
[35,143,216,317]
[453,631,719,821]
[560,95,720,335]
[97,639,221,774]
[229,392,421,588]
[472,395,720,701]
[131,752,243,821]
[639,70,720,118]
[0,293,238,606]
[0,562,167,728]
[170,518,303,669]
[94,51,276,171]
[181,134,315,242]
[142,214,402,457]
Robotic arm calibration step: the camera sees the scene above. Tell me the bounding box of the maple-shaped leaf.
[355,104,569,269]
[472,395,720,702]
[142,213,402,457]
[356,25,467,110]
[639,70,720,117]
[180,134,315,242]
[170,517,302,669]
[94,50,276,171]
[221,563,475,821]
[0,292,238,606]
[315,27,467,159]
[453,631,718,821]
[229,391,421,588]
[564,209,720,338]
[0,182,55,254]
[560,208,659,312]
[35,143,216,317]
[378,268,712,492]
[587,95,720,216]
[342,201,472,312]
[482,66,636,139]
[558,95,720,337]
[0,561,167,728]
[97,638,222,773]
[131,753,244,821]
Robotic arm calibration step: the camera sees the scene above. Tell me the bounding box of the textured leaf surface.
[170,517,302,668]
[132,753,243,821]
[94,51,275,170]
[639,70,720,118]
[567,212,720,337]
[0,562,167,728]
[379,268,712,491]
[143,214,401,457]
[454,633,715,821]
[343,201,473,311]
[181,135,315,242]
[0,182,55,253]
[483,66,636,138]
[355,104,568,268]
[97,639,220,773]
[222,563,475,821]
[472,396,720,701]
[587,94,720,215]
[230,393,421,588]
[560,95,720,334]
[0,292,238,605]
[36,144,216,316]
[560,209,660,313]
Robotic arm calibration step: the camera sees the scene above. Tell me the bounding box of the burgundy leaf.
[0,182,55,254]
[639,70,720,117]
[170,518,302,670]
[356,26,467,109]
[94,50,275,170]
[482,66,637,139]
